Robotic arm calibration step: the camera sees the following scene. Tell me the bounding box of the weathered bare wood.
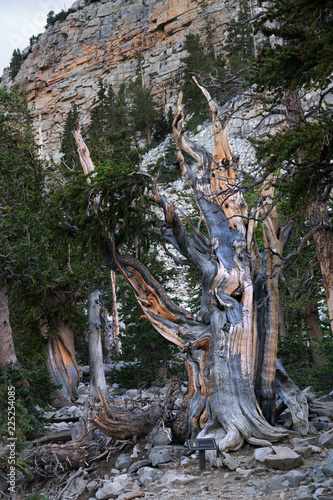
[255,176,285,424]
[88,290,107,400]
[90,391,165,440]
[171,357,196,442]
[32,428,74,446]
[110,270,121,354]
[309,400,333,418]
[170,84,288,450]
[22,444,85,475]
[275,360,309,436]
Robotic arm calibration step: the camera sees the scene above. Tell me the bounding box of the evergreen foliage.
[9,49,23,80]
[181,34,226,128]
[45,8,77,29]
[249,0,333,392]
[60,103,79,169]
[128,75,159,144]
[113,250,183,388]
[225,0,255,74]
[252,0,333,95]
[86,80,136,163]
[0,362,56,443]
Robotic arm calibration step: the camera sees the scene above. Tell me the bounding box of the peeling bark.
[255,178,284,424]
[46,324,80,406]
[307,201,333,331]
[301,304,327,366]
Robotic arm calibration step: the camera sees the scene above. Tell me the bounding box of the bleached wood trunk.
[110,270,121,354]
[0,280,18,375]
[88,290,106,400]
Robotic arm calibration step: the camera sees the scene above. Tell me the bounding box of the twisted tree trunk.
[73,85,289,452]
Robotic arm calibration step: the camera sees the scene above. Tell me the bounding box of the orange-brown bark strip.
[307,200,333,331]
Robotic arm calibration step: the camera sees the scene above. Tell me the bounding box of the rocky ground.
[6,370,332,500]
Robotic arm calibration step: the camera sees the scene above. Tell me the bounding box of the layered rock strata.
[1,0,245,159]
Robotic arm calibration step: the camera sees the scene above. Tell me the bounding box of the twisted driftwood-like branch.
[90,389,165,440]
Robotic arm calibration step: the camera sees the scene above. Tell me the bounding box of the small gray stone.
[96,481,124,500]
[115,454,132,470]
[319,430,333,449]
[293,445,312,459]
[264,478,289,491]
[322,465,333,476]
[222,452,239,470]
[284,469,305,487]
[115,474,131,488]
[328,450,333,466]
[160,470,197,485]
[314,422,332,431]
[149,447,173,467]
[137,467,156,486]
[242,486,256,494]
[87,479,99,492]
[129,459,151,474]
[152,427,172,446]
[170,445,188,458]
[304,466,326,483]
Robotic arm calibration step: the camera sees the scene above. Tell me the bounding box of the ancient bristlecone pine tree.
[74,83,290,452]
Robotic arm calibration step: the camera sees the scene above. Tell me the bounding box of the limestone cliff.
[1,0,248,160]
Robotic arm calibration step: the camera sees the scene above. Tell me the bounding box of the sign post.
[185,438,217,473]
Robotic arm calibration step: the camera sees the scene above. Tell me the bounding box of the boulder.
[254,446,303,471]
[129,459,151,474]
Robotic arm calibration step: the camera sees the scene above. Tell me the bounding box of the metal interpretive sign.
[185,438,217,472]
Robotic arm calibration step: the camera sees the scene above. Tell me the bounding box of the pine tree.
[60,103,79,169]
[128,75,158,145]
[251,0,333,334]
[9,49,23,80]
[181,34,226,128]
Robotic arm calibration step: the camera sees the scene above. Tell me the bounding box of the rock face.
[1,0,246,160]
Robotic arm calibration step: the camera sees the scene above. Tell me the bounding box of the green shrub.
[45,8,76,29]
